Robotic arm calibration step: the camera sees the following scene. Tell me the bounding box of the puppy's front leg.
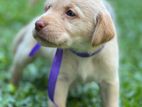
[99,80,119,107]
[48,75,73,107]
[48,51,77,107]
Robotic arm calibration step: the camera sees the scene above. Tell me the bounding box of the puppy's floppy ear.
[91,11,115,47]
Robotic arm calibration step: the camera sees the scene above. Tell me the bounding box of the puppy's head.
[33,0,115,50]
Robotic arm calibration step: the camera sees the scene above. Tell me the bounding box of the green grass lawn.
[0,0,142,107]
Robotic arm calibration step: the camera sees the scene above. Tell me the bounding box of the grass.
[112,0,142,106]
[0,0,142,107]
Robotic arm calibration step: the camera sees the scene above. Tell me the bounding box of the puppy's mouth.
[35,35,57,47]
[33,31,57,47]
[34,31,68,48]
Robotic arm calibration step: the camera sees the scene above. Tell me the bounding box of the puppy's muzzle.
[35,20,46,32]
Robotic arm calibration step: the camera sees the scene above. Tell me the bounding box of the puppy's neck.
[70,44,104,55]
[70,45,104,58]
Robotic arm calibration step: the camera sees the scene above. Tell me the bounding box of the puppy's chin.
[34,36,57,47]
[33,35,69,48]
[33,30,72,48]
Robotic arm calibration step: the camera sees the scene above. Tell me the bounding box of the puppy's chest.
[77,58,97,82]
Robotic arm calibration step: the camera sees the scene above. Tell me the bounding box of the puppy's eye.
[44,5,51,12]
[66,10,76,17]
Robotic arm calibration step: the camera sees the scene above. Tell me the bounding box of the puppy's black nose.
[35,20,46,31]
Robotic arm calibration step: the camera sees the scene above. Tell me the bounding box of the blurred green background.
[0,0,142,107]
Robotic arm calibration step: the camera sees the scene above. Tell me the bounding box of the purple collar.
[70,46,104,58]
[29,43,104,107]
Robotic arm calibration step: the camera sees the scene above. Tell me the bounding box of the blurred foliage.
[0,0,142,107]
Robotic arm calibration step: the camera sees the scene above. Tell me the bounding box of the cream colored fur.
[33,0,119,107]
[11,0,119,107]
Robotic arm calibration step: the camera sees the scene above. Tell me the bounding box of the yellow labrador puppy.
[33,0,119,107]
